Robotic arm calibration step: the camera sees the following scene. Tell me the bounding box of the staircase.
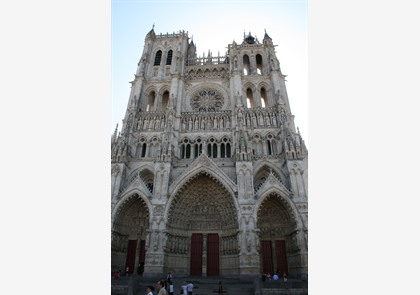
[111,275,308,295]
[259,278,308,295]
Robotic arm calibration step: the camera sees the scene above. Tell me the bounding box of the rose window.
[191,89,224,112]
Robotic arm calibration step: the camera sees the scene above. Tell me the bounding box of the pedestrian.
[283,272,288,282]
[168,279,174,295]
[180,282,188,295]
[126,266,130,277]
[146,285,155,295]
[157,280,168,295]
[218,281,224,295]
[186,281,194,295]
[167,272,173,281]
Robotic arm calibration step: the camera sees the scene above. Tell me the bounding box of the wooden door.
[207,234,219,276]
[275,240,289,275]
[190,234,203,276]
[125,240,137,274]
[261,240,274,275]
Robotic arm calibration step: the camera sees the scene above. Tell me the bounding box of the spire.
[112,124,119,143]
[146,23,156,38]
[263,28,272,40]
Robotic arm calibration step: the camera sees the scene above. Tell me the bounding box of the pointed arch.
[146,91,156,112]
[161,90,170,110]
[166,167,239,222]
[166,49,173,65]
[253,161,286,181]
[243,54,250,75]
[256,53,263,75]
[154,50,162,65]
[165,172,239,227]
[111,190,153,227]
[254,189,302,230]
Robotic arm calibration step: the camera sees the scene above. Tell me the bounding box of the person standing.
[157,280,168,295]
[186,281,194,295]
[180,282,188,295]
[168,280,174,295]
[146,285,155,295]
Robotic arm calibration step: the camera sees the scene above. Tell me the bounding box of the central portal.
[165,173,239,275]
[190,233,220,276]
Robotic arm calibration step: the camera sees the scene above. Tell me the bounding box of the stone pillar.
[143,229,165,277]
[202,234,207,276]
[111,163,124,200]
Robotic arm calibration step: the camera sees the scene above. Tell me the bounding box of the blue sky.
[112,0,308,144]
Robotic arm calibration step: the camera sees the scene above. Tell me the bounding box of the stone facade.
[111,28,308,279]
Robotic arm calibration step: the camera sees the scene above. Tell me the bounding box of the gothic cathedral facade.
[111,28,308,279]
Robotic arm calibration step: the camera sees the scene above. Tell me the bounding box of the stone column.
[143,229,165,277]
[202,234,208,276]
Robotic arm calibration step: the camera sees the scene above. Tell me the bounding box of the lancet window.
[146,91,156,112]
[246,88,254,108]
[260,87,268,108]
[161,91,169,110]
[166,50,173,65]
[243,54,250,76]
[154,50,162,66]
[256,54,263,75]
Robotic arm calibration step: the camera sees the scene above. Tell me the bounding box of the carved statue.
[226,117,231,128]
[251,113,257,127]
[188,118,193,130]
[246,231,251,253]
[265,113,271,126]
[182,119,186,131]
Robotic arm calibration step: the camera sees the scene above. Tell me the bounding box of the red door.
[190,234,203,276]
[275,240,289,275]
[207,234,219,276]
[125,240,137,274]
[261,240,274,275]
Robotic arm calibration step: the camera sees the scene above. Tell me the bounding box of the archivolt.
[165,172,238,231]
[112,191,152,227]
[168,166,237,201]
[254,189,301,229]
[165,169,238,224]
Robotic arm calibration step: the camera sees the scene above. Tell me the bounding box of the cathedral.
[111,28,308,279]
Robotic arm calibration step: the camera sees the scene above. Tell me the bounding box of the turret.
[263,29,273,46]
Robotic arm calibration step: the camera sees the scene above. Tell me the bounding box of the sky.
[112,0,308,145]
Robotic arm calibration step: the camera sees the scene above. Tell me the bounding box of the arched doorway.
[111,194,150,275]
[257,192,301,277]
[165,173,239,276]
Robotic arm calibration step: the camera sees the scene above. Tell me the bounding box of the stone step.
[111,275,307,295]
